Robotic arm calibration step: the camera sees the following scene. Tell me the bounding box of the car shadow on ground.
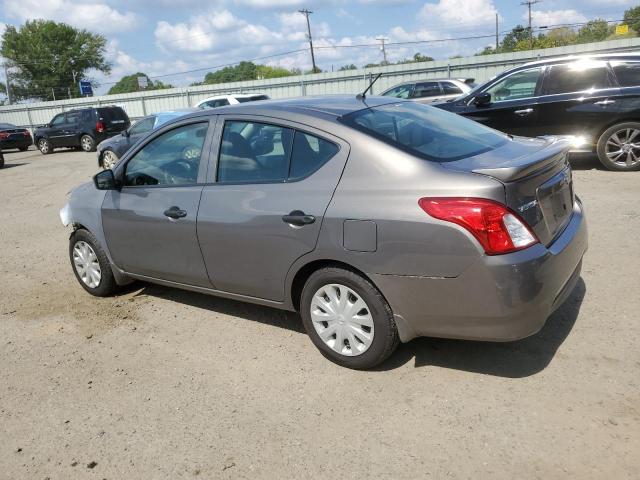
[569,153,603,171]
[129,277,585,378]
[0,163,29,170]
[378,278,586,377]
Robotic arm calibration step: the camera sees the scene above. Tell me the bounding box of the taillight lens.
[419,197,538,255]
[96,120,105,133]
[0,132,9,139]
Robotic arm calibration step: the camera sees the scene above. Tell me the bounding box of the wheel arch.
[595,118,640,145]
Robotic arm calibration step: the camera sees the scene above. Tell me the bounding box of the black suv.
[435,54,640,171]
[34,106,130,155]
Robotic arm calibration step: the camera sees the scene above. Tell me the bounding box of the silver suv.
[380,78,475,104]
[61,96,587,369]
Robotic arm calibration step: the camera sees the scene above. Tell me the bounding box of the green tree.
[256,65,296,79]
[202,61,297,84]
[1,20,110,101]
[338,64,358,71]
[501,25,530,52]
[577,19,613,43]
[623,5,640,33]
[107,72,173,95]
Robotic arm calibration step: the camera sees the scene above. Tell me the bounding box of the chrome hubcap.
[606,128,640,167]
[39,140,48,153]
[103,151,118,169]
[72,241,101,288]
[310,284,374,356]
[81,137,92,151]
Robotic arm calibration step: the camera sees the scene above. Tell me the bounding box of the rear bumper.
[0,138,33,149]
[372,198,588,343]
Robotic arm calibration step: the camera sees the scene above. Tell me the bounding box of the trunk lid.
[442,136,575,246]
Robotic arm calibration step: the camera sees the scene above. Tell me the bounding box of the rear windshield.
[97,107,129,123]
[236,95,269,103]
[339,102,508,162]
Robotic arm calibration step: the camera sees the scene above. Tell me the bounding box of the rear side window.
[544,62,611,94]
[441,82,463,94]
[612,61,640,87]
[203,99,230,109]
[412,82,440,98]
[65,112,82,125]
[340,102,508,162]
[289,132,339,180]
[235,95,269,103]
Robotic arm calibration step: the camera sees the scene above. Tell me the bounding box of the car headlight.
[59,203,71,227]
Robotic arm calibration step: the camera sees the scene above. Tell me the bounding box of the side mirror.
[123,129,130,138]
[93,169,120,190]
[474,92,492,107]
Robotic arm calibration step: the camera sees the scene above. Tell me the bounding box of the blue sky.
[0,0,635,93]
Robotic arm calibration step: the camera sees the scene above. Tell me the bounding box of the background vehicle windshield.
[340,102,508,162]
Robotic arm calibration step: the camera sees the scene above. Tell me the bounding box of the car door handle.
[282,210,316,226]
[514,108,534,116]
[594,99,615,105]
[164,206,187,219]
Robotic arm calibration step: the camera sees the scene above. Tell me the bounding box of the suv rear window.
[340,102,508,162]
[97,107,129,123]
[235,95,269,103]
[544,62,611,94]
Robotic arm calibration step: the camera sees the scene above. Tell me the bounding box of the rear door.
[535,60,619,142]
[411,81,444,104]
[102,119,214,286]
[463,66,544,136]
[197,116,348,301]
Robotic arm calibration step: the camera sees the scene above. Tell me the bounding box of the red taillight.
[0,132,9,139]
[23,131,31,137]
[96,120,105,133]
[419,197,539,255]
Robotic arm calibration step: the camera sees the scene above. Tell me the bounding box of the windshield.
[340,102,508,162]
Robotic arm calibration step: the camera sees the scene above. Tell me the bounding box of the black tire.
[69,229,117,297]
[0,153,4,168]
[596,122,640,171]
[37,138,52,155]
[80,134,96,152]
[300,267,399,369]
[19,146,28,152]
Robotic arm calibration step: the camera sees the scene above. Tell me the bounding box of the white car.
[194,93,270,110]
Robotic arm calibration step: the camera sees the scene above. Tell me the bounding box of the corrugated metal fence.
[1,37,640,130]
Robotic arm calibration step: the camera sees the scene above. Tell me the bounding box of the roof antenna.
[357,73,382,101]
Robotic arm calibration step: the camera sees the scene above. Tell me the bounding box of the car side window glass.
[217,99,230,107]
[129,117,155,136]
[81,110,93,123]
[217,121,293,183]
[412,82,441,98]
[124,122,208,187]
[611,61,640,87]
[50,115,65,127]
[485,67,542,102]
[382,85,413,99]
[441,82,463,94]
[65,112,82,125]
[289,132,339,181]
[545,62,610,95]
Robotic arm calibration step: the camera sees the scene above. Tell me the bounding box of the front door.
[197,117,348,301]
[102,120,214,286]
[463,66,545,137]
[46,114,68,147]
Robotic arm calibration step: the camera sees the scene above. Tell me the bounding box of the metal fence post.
[300,78,306,96]
[447,63,451,78]
[25,104,34,131]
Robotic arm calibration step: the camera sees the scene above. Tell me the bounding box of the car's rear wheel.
[0,153,4,168]
[69,229,117,297]
[80,135,96,152]
[102,149,119,169]
[597,122,640,171]
[300,267,399,369]
[38,138,52,155]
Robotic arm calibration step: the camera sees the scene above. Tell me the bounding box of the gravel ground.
[0,147,638,480]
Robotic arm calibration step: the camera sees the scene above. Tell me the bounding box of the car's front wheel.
[300,267,399,369]
[38,138,52,155]
[102,149,119,169]
[597,122,640,171]
[80,134,96,152]
[69,229,117,297]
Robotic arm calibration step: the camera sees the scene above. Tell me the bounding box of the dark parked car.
[60,96,586,369]
[0,122,33,151]
[435,54,640,171]
[0,149,4,168]
[97,110,193,169]
[34,106,130,155]
[380,78,475,104]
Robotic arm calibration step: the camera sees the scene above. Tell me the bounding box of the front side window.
[218,121,294,183]
[129,117,156,136]
[412,82,441,98]
[611,61,640,87]
[124,122,208,187]
[382,84,413,99]
[340,102,508,162]
[485,67,543,102]
[544,62,610,95]
[50,115,65,127]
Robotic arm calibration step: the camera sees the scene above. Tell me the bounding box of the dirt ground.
[0,147,638,480]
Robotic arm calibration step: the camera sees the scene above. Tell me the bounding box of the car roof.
[198,93,268,102]
[518,52,640,69]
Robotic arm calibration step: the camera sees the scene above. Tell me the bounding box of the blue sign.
[79,80,93,96]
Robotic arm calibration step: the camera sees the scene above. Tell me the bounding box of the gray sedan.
[60,95,587,369]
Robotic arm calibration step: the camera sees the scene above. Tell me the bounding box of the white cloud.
[529,9,588,28]
[234,0,306,7]
[418,0,498,31]
[3,0,137,33]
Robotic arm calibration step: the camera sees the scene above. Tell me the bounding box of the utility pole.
[376,36,389,65]
[520,0,540,50]
[495,13,499,51]
[3,62,12,104]
[298,9,318,73]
